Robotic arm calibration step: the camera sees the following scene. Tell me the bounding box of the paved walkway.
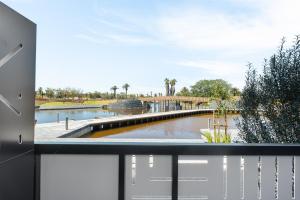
[35,109,214,143]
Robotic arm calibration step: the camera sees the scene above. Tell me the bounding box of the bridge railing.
[35,143,300,200]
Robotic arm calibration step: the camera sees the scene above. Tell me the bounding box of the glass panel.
[125,155,172,200]
[178,155,223,200]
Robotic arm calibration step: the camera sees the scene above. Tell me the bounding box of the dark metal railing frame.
[34,143,300,200]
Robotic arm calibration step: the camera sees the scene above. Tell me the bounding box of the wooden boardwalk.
[35,109,214,143]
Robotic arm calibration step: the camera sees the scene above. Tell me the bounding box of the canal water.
[35,108,118,124]
[83,114,239,139]
[35,107,155,124]
[35,103,179,124]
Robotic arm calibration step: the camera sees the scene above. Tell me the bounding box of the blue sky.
[2,0,300,94]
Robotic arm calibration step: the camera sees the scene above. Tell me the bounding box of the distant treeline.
[36,79,241,100]
[35,87,155,100]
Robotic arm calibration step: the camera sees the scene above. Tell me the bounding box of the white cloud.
[175,60,245,76]
[75,34,106,45]
[76,32,159,46]
[76,3,159,46]
[4,0,34,3]
[156,0,300,50]
[174,60,248,88]
[102,34,159,45]
[96,19,135,32]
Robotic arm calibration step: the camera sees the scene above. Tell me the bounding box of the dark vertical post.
[34,154,41,200]
[119,154,125,200]
[159,101,161,112]
[172,154,178,200]
[65,117,69,130]
[161,101,162,112]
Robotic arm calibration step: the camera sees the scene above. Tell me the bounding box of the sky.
[2,0,300,94]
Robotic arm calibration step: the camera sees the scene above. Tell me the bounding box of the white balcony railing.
[35,143,300,200]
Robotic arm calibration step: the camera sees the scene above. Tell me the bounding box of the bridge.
[139,96,210,110]
[139,96,209,103]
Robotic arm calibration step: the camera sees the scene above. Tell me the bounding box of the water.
[35,109,118,124]
[84,114,239,139]
[35,102,179,124]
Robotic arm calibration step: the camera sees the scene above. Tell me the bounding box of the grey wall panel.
[178,155,223,200]
[261,156,276,200]
[277,156,293,200]
[125,155,172,200]
[243,156,259,199]
[295,156,300,200]
[0,150,34,200]
[40,154,119,200]
[0,2,36,163]
[0,3,35,200]
[226,156,241,199]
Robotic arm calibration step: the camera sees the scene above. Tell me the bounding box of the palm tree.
[111,86,118,99]
[122,83,130,98]
[164,78,170,96]
[170,79,177,96]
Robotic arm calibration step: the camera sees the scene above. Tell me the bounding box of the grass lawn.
[83,99,116,105]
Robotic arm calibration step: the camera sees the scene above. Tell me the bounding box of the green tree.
[231,87,241,96]
[170,79,177,96]
[55,88,64,99]
[69,88,78,100]
[164,78,170,96]
[37,87,44,99]
[177,87,190,96]
[238,37,300,143]
[122,83,130,98]
[63,88,71,99]
[111,85,118,99]
[45,88,54,99]
[190,79,232,100]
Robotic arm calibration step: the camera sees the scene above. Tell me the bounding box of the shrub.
[238,37,300,143]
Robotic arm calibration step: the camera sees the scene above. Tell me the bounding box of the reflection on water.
[35,108,152,124]
[84,114,239,139]
[35,108,118,124]
[107,107,150,115]
[34,102,177,124]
